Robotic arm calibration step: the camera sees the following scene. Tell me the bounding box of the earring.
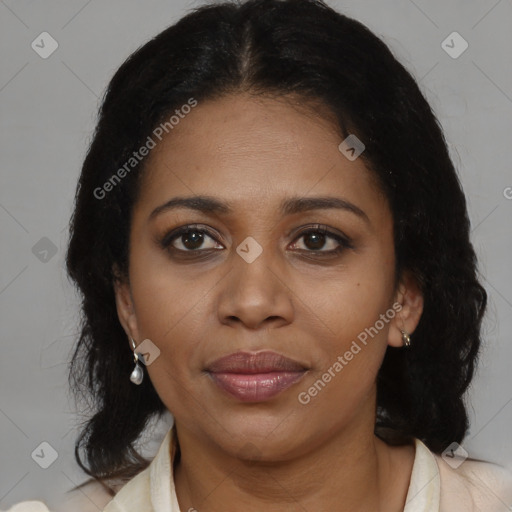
[129,338,144,385]
[401,330,411,348]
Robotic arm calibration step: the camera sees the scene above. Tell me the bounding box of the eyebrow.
[149,195,370,224]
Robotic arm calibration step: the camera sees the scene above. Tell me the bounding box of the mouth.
[205,350,309,402]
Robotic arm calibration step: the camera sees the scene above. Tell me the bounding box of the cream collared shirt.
[5,427,512,511]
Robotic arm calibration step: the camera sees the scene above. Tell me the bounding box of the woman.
[6,0,512,510]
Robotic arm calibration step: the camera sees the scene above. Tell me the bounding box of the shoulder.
[432,452,512,511]
[3,472,152,512]
[52,476,137,512]
[50,480,118,512]
[3,479,128,512]
[0,481,116,512]
[1,502,52,512]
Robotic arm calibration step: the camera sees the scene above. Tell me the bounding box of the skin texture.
[114,92,424,511]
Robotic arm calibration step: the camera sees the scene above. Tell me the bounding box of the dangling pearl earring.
[129,338,144,385]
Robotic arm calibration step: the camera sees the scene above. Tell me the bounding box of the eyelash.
[159,223,354,258]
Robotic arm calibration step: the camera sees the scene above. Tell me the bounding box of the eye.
[161,224,223,252]
[289,224,353,256]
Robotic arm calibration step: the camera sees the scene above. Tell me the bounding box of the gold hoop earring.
[400,330,411,348]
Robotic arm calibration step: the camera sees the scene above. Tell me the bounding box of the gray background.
[1,0,511,509]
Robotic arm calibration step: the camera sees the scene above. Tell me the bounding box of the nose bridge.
[217,234,293,328]
[231,233,280,299]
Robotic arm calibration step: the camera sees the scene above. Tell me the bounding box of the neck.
[172,414,412,512]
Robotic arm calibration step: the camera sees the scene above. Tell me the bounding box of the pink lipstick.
[205,350,308,402]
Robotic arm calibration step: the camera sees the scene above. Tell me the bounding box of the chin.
[211,419,309,461]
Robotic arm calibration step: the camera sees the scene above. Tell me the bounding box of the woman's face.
[114,92,422,460]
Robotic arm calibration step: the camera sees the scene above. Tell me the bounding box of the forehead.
[135,93,387,221]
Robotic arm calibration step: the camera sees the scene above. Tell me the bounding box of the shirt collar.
[404,438,441,511]
[149,424,180,511]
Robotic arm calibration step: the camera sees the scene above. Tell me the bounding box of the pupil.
[305,232,325,250]
[183,231,203,249]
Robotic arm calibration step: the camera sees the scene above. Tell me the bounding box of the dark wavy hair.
[65,0,487,494]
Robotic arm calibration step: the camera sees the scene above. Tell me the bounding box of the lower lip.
[207,371,306,402]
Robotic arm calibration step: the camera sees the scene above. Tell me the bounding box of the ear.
[112,264,141,345]
[388,269,424,348]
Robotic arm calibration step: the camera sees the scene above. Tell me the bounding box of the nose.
[216,244,294,331]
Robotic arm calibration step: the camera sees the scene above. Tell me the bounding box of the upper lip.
[206,350,308,374]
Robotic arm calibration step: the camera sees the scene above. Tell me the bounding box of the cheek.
[139,301,206,418]
[301,255,394,345]
[295,280,390,417]
[131,280,208,375]
[294,244,395,390]
[129,237,214,339]
[127,251,210,393]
